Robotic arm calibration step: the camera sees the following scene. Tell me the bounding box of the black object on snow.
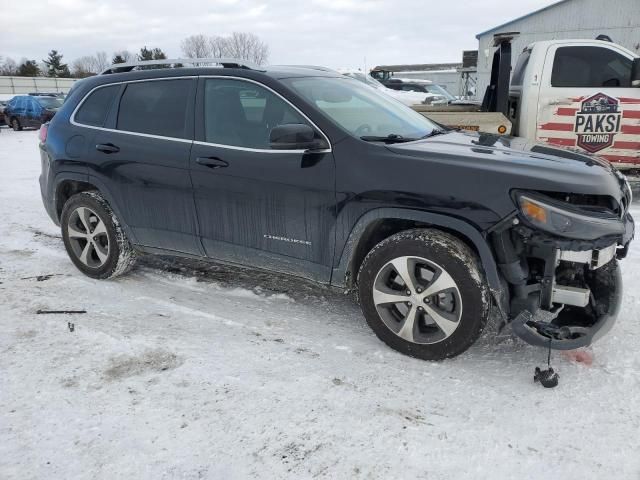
[534,340,559,388]
[36,310,86,314]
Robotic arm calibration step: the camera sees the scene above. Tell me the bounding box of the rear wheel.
[11,117,22,131]
[61,191,137,279]
[358,229,490,360]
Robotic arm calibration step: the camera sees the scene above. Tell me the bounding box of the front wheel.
[358,229,490,360]
[61,191,137,279]
[11,117,22,131]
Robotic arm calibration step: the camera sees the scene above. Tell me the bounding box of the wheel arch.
[54,174,138,245]
[332,208,502,293]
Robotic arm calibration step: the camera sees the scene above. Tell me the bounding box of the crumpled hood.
[386,131,628,205]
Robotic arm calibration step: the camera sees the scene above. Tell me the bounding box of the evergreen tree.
[112,54,127,64]
[137,46,168,68]
[151,48,167,60]
[138,46,154,61]
[43,50,71,77]
[17,59,40,77]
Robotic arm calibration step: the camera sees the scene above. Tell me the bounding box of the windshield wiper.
[360,134,418,144]
[420,128,449,139]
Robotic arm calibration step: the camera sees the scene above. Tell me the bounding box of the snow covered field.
[1,127,639,479]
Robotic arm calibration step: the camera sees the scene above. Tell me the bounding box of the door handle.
[96,143,120,154]
[196,156,229,169]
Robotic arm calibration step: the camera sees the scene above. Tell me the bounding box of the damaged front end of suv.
[492,181,634,350]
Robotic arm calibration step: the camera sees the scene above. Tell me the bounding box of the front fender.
[331,207,502,294]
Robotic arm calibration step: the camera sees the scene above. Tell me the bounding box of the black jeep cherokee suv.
[39,59,634,360]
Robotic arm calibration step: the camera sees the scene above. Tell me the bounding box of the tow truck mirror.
[632,58,640,87]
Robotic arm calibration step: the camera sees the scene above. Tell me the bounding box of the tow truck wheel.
[358,229,490,360]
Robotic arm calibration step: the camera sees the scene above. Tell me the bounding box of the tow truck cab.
[507,39,640,169]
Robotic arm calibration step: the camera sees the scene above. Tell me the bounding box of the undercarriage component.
[558,244,617,270]
[492,220,626,350]
[551,285,590,307]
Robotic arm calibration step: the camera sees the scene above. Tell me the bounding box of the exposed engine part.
[551,285,590,307]
[491,223,624,350]
[558,244,617,269]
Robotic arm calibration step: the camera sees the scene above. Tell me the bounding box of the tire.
[358,229,490,360]
[11,117,22,131]
[60,191,137,279]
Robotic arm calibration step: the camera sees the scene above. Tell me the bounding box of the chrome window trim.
[69,74,333,153]
[192,140,331,154]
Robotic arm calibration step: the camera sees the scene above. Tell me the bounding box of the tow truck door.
[535,41,640,168]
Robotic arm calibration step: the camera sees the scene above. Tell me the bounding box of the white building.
[475,0,640,100]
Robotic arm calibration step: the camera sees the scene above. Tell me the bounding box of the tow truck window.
[511,49,531,86]
[551,46,632,88]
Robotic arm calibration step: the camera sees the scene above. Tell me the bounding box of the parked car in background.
[4,93,64,131]
[339,70,429,106]
[384,79,456,104]
[0,100,8,126]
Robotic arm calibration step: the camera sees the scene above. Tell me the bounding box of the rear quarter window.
[511,49,531,86]
[75,85,119,127]
[116,79,191,139]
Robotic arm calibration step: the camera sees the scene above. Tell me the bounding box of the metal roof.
[372,62,462,73]
[475,0,571,39]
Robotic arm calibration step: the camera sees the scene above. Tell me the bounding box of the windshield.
[283,76,438,139]
[36,97,64,109]
[342,72,386,90]
[424,84,456,101]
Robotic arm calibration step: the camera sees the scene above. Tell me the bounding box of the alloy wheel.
[372,256,463,344]
[66,206,110,268]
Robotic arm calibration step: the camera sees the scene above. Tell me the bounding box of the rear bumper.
[39,145,58,225]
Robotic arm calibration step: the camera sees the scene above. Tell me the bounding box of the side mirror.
[631,58,640,87]
[270,124,324,150]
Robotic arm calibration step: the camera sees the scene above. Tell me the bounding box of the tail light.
[39,123,48,143]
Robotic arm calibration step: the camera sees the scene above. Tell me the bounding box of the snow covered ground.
[1,127,639,480]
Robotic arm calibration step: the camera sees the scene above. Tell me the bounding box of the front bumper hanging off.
[510,258,623,350]
[493,212,633,350]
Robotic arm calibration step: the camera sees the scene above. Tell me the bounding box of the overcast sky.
[2,0,558,69]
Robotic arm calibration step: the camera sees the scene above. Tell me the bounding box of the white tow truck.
[412,36,640,171]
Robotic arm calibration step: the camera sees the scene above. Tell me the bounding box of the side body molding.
[331,208,502,293]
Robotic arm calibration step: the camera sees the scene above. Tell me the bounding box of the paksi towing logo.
[574,92,622,153]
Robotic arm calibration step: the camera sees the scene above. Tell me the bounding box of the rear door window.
[551,46,632,88]
[117,79,191,139]
[75,85,119,127]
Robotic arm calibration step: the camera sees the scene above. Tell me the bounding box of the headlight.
[515,192,624,240]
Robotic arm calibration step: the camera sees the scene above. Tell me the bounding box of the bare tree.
[180,33,269,65]
[209,36,229,58]
[72,56,98,78]
[0,57,18,75]
[224,32,269,65]
[94,51,109,72]
[181,34,212,61]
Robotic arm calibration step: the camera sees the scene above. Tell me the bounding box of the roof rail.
[100,58,261,75]
[273,64,339,73]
